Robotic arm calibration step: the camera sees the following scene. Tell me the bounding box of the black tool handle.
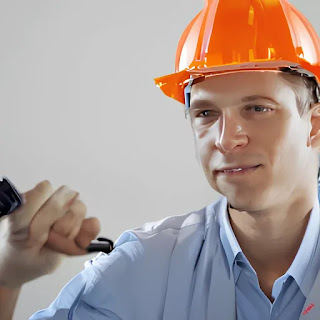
[0,177,23,218]
[87,237,114,254]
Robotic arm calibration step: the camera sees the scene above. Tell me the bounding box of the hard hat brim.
[154,60,320,105]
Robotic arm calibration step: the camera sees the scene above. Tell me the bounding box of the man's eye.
[196,110,216,117]
[195,106,272,118]
[247,105,272,112]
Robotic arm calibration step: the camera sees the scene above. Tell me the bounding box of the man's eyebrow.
[241,95,279,104]
[190,99,216,110]
[190,95,279,110]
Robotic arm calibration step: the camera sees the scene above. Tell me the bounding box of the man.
[1,0,320,319]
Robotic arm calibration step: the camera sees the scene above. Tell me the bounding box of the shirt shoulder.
[79,197,224,312]
[117,195,224,243]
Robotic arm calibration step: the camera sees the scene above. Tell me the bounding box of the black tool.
[87,237,114,254]
[0,177,113,254]
[0,177,23,217]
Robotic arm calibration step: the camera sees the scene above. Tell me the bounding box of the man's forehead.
[189,71,292,107]
[190,95,280,110]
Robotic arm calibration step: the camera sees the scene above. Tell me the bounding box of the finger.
[29,188,79,244]
[51,199,86,239]
[74,217,101,249]
[45,217,100,255]
[8,180,54,234]
[45,230,87,256]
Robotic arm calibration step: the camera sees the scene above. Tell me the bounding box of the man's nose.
[215,112,248,153]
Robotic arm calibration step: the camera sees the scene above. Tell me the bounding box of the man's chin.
[228,203,247,212]
[228,199,267,213]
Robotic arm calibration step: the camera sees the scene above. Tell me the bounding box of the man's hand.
[0,180,100,288]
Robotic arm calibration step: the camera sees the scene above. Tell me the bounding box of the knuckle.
[61,184,70,191]
[41,180,52,189]
[36,180,53,193]
[31,180,53,201]
[58,185,78,203]
[49,195,64,212]
[58,185,71,194]
[69,200,87,217]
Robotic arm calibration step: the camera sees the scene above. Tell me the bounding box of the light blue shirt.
[29,191,320,320]
[219,193,320,320]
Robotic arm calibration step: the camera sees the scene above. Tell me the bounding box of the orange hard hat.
[154,0,320,106]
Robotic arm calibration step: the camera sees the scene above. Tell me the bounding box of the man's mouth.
[216,165,261,175]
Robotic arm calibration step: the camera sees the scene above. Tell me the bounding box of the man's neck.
[227,199,313,275]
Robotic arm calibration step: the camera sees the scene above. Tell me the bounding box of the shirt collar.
[287,194,320,296]
[218,196,242,276]
[218,194,320,296]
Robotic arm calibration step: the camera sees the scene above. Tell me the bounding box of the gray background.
[0,0,317,318]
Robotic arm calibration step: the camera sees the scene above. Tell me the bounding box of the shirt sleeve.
[29,231,140,320]
[28,218,187,320]
[28,254,101,320]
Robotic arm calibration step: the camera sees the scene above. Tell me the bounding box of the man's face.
[189,71,319,211]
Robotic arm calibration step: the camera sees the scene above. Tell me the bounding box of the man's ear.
[309,103,320,149]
